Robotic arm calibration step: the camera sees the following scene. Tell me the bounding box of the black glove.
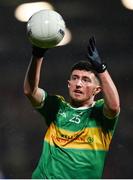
[32,45,48,58]
[87,36,107,73]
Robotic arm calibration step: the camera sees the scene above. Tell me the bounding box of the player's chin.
[69,92,85,102]
[71,95,85,103]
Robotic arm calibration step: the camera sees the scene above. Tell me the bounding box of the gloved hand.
[32,45,48,58]
[87,36,107,73]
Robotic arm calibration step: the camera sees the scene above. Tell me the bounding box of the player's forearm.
[24,56,43,96]
[98,70,120,114]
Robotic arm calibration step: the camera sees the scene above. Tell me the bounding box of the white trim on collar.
[69,101,96,110]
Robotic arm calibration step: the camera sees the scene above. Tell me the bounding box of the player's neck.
[70,99,95,108]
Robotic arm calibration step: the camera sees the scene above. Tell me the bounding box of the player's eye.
[82,77,91,83]
[71,75,79,81]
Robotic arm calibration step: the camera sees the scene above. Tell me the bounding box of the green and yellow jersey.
[32,92,119,179]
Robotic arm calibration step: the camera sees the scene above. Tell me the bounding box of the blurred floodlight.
[14,2,54,22]
[121,0,133,10]
[57,28,72,46]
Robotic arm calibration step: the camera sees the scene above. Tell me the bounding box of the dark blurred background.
[0,0,133,178]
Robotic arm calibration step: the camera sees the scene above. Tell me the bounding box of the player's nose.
[76,79,82,87]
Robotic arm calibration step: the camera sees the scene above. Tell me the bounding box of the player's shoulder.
[45,93,67,106]
[91,99,104,115]
[56,95,65,101]
[94,99,104,107]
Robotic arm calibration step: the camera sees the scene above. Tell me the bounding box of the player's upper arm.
[103,104,120,119]
[26,87,46,108]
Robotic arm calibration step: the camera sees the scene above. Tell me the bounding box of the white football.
[27,9,66,48]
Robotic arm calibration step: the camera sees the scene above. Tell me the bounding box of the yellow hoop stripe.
[44,122,112,151]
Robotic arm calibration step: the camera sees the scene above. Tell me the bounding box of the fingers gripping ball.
[27,9,66,48]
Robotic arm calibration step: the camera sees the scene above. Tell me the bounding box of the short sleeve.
[36,93,63,126]
[92,99,119,134]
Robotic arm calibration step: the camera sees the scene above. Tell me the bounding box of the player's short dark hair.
[69,60,97,76]
[69,61,100,84]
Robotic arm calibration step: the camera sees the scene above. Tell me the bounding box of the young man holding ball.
[24,36,120,179]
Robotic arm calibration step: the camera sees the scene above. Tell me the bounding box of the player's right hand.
[32,45,48,58]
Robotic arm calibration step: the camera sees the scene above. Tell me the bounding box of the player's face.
[68,70,101,106]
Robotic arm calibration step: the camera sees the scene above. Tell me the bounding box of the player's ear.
[93,86,101,96]
[68,80,70,88]
[97,86,101,94]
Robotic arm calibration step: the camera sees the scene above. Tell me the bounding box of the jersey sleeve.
[92,99,119,135]
[35,91,64,126]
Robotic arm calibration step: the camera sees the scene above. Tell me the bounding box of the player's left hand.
[87,36,107,73]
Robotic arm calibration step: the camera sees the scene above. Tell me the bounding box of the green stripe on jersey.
[32,141,107,179]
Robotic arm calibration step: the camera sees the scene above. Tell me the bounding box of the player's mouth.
[74,90,83,95]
